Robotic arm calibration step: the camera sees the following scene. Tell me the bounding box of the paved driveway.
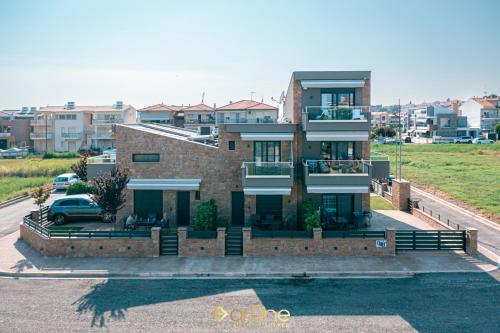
[0,191,66,239]
[412,187,500,258]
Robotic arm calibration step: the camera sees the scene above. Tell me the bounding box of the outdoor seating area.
[250,214,282,231]
[307,160,364,174]
[320,210,372,230]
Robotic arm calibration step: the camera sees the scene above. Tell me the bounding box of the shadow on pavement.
[72,273,500,330]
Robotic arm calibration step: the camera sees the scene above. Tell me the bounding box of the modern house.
[31,101,136,152]
[0,107,34,149]
[215,100,279,124]
[137,103,182,126]
[115,71,377,234]
[183,103,216,129]
[460,97,500,138]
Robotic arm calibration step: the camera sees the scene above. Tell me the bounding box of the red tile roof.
[216,100,277,111]
[473,98,497,108]
[137,103,174,112]
[182,103,215,112]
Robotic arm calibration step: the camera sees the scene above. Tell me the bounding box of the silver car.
[48,194,104,225]
[53,173,79,190]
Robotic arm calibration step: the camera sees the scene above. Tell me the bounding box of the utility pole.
[398,99,402,180]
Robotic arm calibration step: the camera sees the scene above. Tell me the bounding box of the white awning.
[240,133,294,141]
[306,185,369,194]
[243,187,291,195]
[127,179,201,190]
[301,80,365,89]
[306,131,369,141]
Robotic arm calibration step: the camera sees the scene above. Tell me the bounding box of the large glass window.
[254,141,281,163]
[320,142,356,160]
[132,153,160,162]
[321,89,355,107]
[322,194,354,223]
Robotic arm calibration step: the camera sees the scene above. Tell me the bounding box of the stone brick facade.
[391,179,411,211]
[242,228,395,256]
[20,224,160,257]
[177,227,225,257]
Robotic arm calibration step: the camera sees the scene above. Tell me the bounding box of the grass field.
[370,195,395,210]
[0,157,78,202]
[372,143,500,220]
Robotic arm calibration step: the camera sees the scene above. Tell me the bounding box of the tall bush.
[66,181,93,195]
[91,167,129,225]
[70,155,88,181]
[193,199,218,231]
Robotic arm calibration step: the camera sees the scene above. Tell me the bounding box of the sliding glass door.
[254,141,281,163]
[320,142,356,160]
[322,194,354,223]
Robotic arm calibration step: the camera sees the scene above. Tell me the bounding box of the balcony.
[241,162,294,195]
[92,118,121,125]
[0,132,11,138]
[92,132,114,140]
[216,117,277,125]
[301,106,370,141]
[31,119,52,126]
[61,132,82,140]
[30,132,53,140]
[303,160,370,193]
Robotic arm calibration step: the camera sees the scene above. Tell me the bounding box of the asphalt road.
[0,191,65,239]
[411,187,500,258]
[0,273,498,333]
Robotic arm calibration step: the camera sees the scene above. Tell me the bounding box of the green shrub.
[193,199,218,231]
[43,151,81,159]
[66,181,93,195]
[305,211,321,231]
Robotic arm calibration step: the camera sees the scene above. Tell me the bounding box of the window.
[254,141,281,162]
[132,153,160,162]
[57,199,80,206]
[56,114,77,120]
[228,141,236,151]
[321,89,355,107]
[322,194,354,223]
[195,191,200,200]
[320,142,356,160]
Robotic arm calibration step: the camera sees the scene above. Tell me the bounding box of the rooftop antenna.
[201,92,205,104]
[271,91,285,105]
[250,91,256,101]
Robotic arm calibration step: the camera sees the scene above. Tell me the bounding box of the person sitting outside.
[125,213,137,230]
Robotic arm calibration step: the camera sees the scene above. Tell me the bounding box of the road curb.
[1,269,496,280]
[0,195,30,209]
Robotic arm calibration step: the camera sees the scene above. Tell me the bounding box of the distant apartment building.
[113,71,380,236]
[183,104,216,129]
[216,100,278,124]
[0,107,35,149]
[31,101,136,153]
[137,103,186,127]
[371,112,389,128]
[405,105,467,138]
[460,97,500,138]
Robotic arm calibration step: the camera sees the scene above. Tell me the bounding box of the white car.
[53,173,79,190]
[472,138,494,144]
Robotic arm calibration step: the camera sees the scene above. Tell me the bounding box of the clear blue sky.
[1,0,499,109]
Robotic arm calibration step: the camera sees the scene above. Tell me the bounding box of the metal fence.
[418,204,464,230]
[252,230,313,238]
[23,215,151,239]
[396,230,466,251]
[322,230,386,239]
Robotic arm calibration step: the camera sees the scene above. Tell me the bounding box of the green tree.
[70,155,88,182]
[91,167,129,226]
[31,184,52,218]
[194,199,218,231]
[495,123,500,137]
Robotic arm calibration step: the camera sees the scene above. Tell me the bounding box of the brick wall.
[242,228,395,256]
[391,179,410,211]
[20,224,160,257]
[177,227,225,257]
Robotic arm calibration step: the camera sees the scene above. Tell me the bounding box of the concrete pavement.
[0,231,496,279]
[0,273,499,332]
[411,186,500,257]
[0,191,65,239]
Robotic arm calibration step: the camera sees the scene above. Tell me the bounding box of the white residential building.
[460,97,500,137]
[32,101,136,152]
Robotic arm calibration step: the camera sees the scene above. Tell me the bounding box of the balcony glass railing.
[304,160,370,175]
[303,106,370,121]
[216,117,278,124]
[61,132,81,139]
[243,162,293,177]
[93,118,121,125]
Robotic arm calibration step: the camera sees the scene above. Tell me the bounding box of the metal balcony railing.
[61,132,82,139]
[243,162,293,177]
[30,132,53,139]
[303,106,370,121]
[92,118,121,125]
[216,117,278,125]
[0,132,11,137]
[304,160,370,175]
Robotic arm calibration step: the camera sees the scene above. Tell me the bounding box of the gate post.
[465,228,478,255]
[151,227,161,257]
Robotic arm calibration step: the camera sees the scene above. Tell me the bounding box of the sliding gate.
[396,230,466,251]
